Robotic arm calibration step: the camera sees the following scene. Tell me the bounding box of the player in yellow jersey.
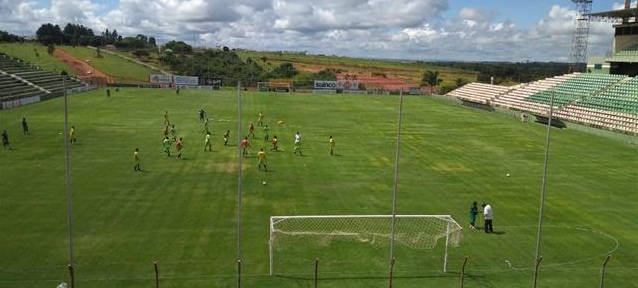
[204,132,212,152]
[69,126,77,144]
[257,148,267,171]
[258,111,264,127]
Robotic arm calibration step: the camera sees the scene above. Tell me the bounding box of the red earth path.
[53,48,114,87]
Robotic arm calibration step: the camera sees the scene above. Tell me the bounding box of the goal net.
[269,215,462,276]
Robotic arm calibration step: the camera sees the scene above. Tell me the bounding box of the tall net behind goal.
[269,215,462,276]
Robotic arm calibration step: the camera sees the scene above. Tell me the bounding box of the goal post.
[269,215,463,276]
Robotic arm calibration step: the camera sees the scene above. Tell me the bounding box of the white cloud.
[0,0,617,61]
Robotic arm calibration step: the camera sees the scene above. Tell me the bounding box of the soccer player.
[202,117,210,134]
[293,131,302,156]
[481,203,493,233]
[223,130,230,146]
[329,135,335,155]
[469,201,479,230]
[270,135,278,151]
[247,122,255,139]
[69,126,77,144]
[175,137,184,160]
[22,117,29,135]
[204,132,212,152]
[162,136,171,157]
[164,111,170,125]
[169,124,176,141]
[241,137,250,156]
[133,148,141,171]
[263,125,270,142]
[258,111,264,127]
[257,148,267,171]
[198,108,206,122]
[1,129,10,149]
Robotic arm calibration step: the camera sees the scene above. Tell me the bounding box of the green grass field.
[0,89,636,288]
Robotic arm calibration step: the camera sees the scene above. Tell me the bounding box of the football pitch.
[0,88,636,288]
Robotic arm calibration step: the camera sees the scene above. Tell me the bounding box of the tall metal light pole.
[388,89,404,288]
[532,91,556,288]
[62,76,76,288]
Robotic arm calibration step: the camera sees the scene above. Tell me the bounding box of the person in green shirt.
[263,125,270,142]
[162,136,171,157]
[469,201,479,230]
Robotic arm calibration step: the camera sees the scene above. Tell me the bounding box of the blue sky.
[0,0,629,61]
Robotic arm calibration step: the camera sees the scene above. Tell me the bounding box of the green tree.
[47,44,55,55]
[270,62,297,78]
[36,23,64,45]
[422,70,442,93]
[0,30,23,42]
[163,41,193,55]
[132,49,150,59]
[455,77,468,88]
[315,69,337,81]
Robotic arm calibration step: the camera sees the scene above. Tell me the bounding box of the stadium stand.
[448,72,638,134]
[0,53,88,106]
[447,82,512,105]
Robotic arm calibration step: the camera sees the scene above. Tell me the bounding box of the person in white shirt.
[482,203,493,233]
[293,131,302,156]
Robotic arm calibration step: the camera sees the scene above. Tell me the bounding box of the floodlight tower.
[569,0,593,73]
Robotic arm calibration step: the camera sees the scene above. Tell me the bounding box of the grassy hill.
[1,42,477,89]
[58,46,160,83]
[0,42,78,76]
[237,50,478,89]
[0,88,635,288]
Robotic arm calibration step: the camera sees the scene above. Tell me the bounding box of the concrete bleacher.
[490,74,575,114]
[447,73,638,134]
[0,53,89,105]
[447,82,512,105]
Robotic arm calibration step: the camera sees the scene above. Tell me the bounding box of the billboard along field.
[0,88,636,288]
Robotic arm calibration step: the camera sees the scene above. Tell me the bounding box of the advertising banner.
[149,74,172,84]
[314,80,359,90]
[173,75,199,86]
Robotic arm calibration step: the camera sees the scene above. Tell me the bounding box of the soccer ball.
[506,173,511,177]
[263,181,267,185]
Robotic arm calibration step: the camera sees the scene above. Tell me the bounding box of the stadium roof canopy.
[590,8,638,21]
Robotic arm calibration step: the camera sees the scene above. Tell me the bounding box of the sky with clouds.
[0,0,631,62]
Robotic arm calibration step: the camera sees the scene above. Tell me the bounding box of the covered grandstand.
[0,53,90,109]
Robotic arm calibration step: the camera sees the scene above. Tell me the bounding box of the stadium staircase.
[447,73,638,134]
[0,53,89,104]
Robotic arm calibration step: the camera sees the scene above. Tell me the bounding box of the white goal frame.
[269,214,462,276]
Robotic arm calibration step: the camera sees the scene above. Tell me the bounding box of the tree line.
[162,48,336,88]
[35,23,156,51]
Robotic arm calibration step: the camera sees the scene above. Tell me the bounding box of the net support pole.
[443,221,451,273]
[269,217,274,276]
